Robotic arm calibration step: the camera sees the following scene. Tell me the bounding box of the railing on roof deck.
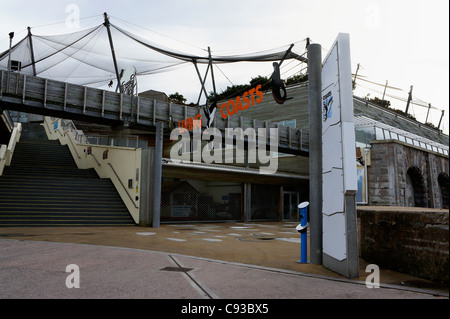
[371,125,449,156]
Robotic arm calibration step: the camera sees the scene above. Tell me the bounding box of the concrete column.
[307,43,323,265]
[138,148,154,226]
[345,194,360,278]
[243,183,251,222]
[152,122,163,228]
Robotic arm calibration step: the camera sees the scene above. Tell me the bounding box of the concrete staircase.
[0,123,135,227]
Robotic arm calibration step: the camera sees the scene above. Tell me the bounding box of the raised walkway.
[0,70,308,156]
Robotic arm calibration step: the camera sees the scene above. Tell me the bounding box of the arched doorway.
[438,173,449,209]
[406,167,427,207]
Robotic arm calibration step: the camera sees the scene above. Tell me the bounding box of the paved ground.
[0,221,448,302]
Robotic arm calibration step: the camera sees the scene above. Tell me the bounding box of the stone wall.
[368,140,449,208]
[358,207,449,283]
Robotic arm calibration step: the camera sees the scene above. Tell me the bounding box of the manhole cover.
[160,266,194,273]
[257,237,275,241]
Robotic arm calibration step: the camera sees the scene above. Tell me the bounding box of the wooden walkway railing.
[0,70,309,155]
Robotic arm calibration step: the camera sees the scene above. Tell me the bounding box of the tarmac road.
[0,222,448,302]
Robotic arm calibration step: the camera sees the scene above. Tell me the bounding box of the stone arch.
[406,166,427,207]
[438,172,449,209]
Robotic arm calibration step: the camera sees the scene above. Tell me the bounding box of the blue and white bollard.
[296,201,309,263]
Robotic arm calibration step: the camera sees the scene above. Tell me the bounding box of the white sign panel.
[322,125,343,177]
[323,213,346,261]
[322,168,344,216]
[321,33,357,265]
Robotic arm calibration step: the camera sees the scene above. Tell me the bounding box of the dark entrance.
[438,172,449,209]
[406,167,427,208]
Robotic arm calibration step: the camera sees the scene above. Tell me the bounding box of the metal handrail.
[86,134,139,148]
[61,119,88,144]
[90,153,101,166]
[107,162,138,208]
[48,116,139,209]
[66,132,82,159]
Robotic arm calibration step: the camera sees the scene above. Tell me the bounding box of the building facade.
[4,81,448,227]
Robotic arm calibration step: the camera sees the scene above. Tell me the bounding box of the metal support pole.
[278,43,294,67]
[208,47,217,96]
[243,183,251,223]
[381,80,388,105]
[152,122,163,228]
[425,103,431,124]
[103,12,122,93]
[7,32,14,92]
[437,110,445,131]
[307,43,323,265]
[352,63,360,90]
[405,85,413,114]
[193,59,210,104]
[27,27,37,76]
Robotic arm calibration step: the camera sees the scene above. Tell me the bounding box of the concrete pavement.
[0,222,448,300]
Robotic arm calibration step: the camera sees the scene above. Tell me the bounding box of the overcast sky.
[0,0,448,134]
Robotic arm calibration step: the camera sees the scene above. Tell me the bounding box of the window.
[375,127,384,140]
[9,60,22,72]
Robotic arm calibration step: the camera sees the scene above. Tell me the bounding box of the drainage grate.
[160,266,194,273]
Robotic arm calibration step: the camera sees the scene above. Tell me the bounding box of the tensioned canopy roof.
[0,17,307,90]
